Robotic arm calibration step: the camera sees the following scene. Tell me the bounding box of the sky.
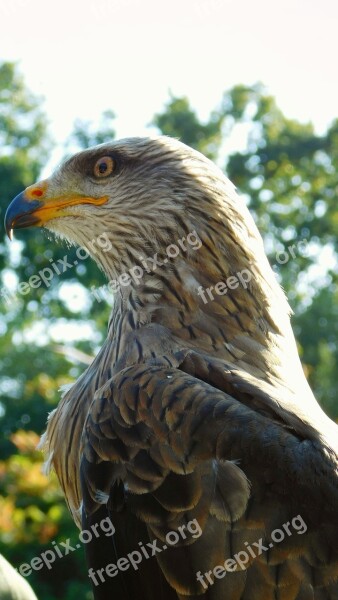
[1,0,338,170]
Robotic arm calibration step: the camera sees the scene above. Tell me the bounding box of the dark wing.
[80,360,338,600]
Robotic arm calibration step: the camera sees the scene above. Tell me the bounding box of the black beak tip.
[5,223,13,241]
[4,206,14,241]
[4,192,42,240]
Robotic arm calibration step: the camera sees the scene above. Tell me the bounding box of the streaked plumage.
[5,137,338,599]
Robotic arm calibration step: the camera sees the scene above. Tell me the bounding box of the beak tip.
[4,217,13,241]
[4,192,42,239]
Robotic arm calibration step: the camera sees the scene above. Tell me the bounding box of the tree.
[67,109,116,150]
[0,62,95,600]
[153,94,224,160]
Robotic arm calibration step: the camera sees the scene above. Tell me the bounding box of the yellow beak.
[5,181,108,240]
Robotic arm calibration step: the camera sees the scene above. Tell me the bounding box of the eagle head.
[5,136,236,280]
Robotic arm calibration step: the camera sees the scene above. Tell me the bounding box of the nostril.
[31,188,44,198]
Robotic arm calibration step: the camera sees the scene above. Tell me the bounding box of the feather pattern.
[30,136,338,599]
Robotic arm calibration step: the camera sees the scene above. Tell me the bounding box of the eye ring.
[93,156,115,178]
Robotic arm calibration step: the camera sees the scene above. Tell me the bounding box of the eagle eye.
[93,156,115,178]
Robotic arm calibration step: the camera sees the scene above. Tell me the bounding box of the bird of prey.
[5,137,338,600]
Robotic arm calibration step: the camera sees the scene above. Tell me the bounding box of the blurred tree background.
[0,63,337,599]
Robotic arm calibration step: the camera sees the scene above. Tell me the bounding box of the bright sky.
[1,0,338,168]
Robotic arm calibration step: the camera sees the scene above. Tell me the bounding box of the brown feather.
[32,136,338,599]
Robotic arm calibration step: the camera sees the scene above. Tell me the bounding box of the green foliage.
[0,62,48,155]
[0,432,92,600]
[153,93,224,159]
[67,109,116,150]
[0,61,95,599]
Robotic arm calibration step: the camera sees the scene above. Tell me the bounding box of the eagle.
[5,136,338,600]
